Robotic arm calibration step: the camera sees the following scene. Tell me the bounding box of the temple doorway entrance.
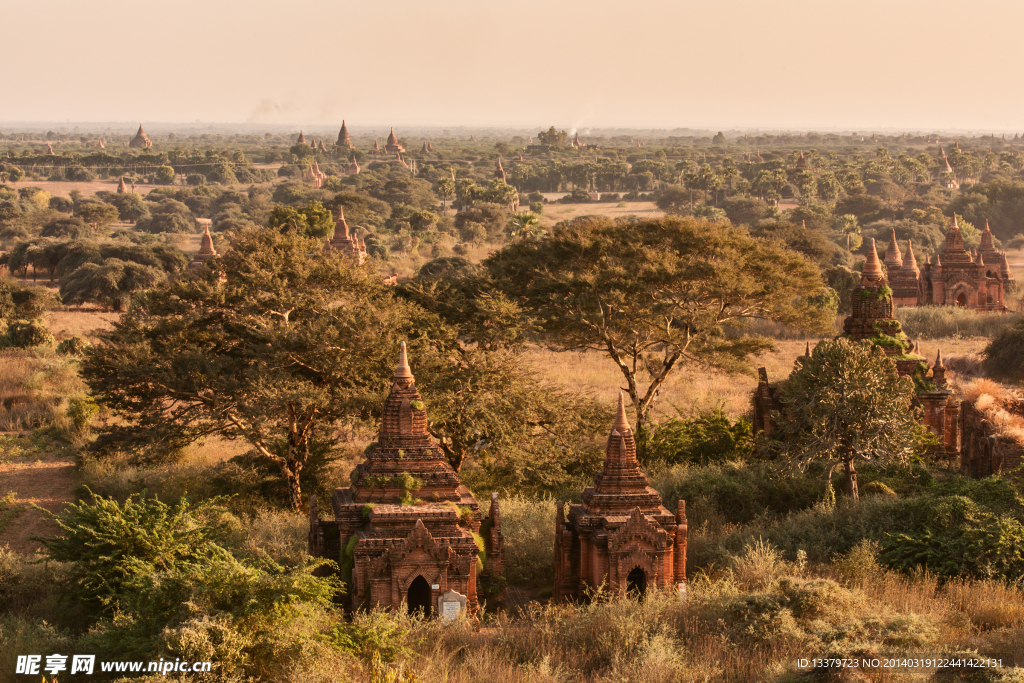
[407,576,432,616]
[626,567,647,598]
[956,292,968,307]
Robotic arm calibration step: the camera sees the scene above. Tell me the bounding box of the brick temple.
[308,343,503,615]
[887,217,1012,311]
[129,124,152,149]
[554,394,687,601]
[323,207,367,264]
[188,224,218,270]
[754,238,960,453]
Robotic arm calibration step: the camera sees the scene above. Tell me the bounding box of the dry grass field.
[537,201,663,228]
[526,336,990,421]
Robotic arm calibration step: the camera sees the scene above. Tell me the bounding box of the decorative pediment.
[616,547,658,580]
[608,507,667,552]
[389,519,452,565]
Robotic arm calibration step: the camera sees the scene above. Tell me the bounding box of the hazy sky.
[5,0,1023,131]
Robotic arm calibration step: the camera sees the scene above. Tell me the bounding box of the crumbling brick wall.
[959,400,1024,478]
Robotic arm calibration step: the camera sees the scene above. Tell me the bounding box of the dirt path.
[0,436,77,552]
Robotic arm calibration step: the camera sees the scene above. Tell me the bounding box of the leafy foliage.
[486,215,835,435]
[768,338,924,501]
[643,408,753,465]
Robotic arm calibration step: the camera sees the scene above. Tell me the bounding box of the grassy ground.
[525,337,990,421]
[536,201,664,228]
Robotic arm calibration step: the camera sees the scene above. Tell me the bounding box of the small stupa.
[189,225,218,269]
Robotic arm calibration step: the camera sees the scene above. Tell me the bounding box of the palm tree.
[506,211,543,240]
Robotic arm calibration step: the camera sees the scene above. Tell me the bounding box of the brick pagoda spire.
[337,120,352,148]
[554,393,686,601]
[188,225,218,270]
[324,207,367,263]
[129,124,152,149]
[309,344,503,615]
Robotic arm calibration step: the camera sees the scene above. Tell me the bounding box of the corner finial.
[935,348,944,368]
[612,392,631,433]
[805,341,811,357]
[394,342,414,380]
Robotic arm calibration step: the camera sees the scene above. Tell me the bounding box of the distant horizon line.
[0,121,1022,137]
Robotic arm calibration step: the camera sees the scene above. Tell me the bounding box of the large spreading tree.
[83,228,600,509]
[484,216,836,436]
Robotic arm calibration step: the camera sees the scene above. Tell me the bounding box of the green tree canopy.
[59,258,166,311]
[485,216,836,435]
[769,338,924,501]
[266,200,334,240]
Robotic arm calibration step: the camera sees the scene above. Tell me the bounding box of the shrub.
[983,318,1024,381]
[899,306,1018,340]
[56,335,90,355]
[67,394,99,432]
[5,320,55,348]
[500,495,556,584]
[643,409,752,465]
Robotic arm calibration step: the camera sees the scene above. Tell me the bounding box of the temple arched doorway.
[407,575,432,616]
[626,567,647,599]
[956,292,968,308]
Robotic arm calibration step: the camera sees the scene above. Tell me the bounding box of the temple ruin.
[188,225,218,270]
[309,344,503,615]
[554,394,687,601]
[886,217,1012,311]
[129,125,152,149]
[323,207,367,264]
[755,238,960,453]
[385,127,404,154]
[337,120,352,148]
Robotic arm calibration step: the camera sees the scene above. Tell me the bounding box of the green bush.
[693,476,1024,582]
[67,394,99,432]
[500,495,557,584]
[643,409,752,465]
[651,462,827,529]
[983,318,1024,380]
[56,335,90,355]
[5,319,55,348]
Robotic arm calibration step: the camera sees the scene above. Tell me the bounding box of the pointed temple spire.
[805,341,811,357]
[943,215,968,256]
[884,228,902,270]
[612,392,630,434]
[116,176,128,194]
[903,239,918,268]
[861,238,885,283]
[394,341,414,380]
[337,120,351,147]
[334,206,350,240]
[980,219,995,251]
[198,224,216,256]
[297,130,306,144]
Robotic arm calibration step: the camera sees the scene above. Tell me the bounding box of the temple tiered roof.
[189,225,218,269]
[342,343,477,508]
[324,207,367,263]
[129,125,152,149]
[577,394,670,516]
[337,120,352,148]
